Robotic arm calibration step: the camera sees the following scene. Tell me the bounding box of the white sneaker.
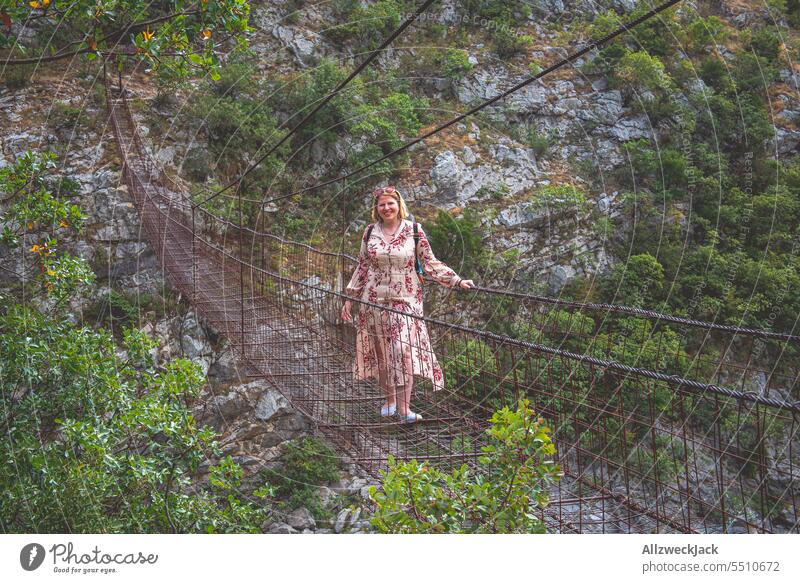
[380,403,397,417]
[398,411,423,424]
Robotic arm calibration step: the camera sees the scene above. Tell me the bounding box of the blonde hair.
[371,186,410,223]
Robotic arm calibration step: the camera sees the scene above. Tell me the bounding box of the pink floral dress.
[346,219,463,390]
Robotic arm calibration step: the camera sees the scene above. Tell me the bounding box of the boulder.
[548,264,576,294]
[286,507,316,531]
[255,388,293,422]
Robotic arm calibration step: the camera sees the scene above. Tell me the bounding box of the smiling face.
[376,194,400,223]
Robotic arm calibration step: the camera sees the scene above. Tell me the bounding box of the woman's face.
[376,195,400,222]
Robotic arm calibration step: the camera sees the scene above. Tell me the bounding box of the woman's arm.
[415,224,463,288]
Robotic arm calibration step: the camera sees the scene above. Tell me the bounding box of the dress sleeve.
[416,224,462,288]
[345,228,371,298]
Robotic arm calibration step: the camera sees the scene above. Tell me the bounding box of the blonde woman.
[341,186,475,423]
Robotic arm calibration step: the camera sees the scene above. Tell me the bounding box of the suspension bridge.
[102,0,799,533]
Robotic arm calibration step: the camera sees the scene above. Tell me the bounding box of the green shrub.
[748,26,782,60]
[443,49,474,79]
[685,15,728,51]
[425,208,487,279]
[491,25,533,58]
[530,184,587,212]
[441,337,499,401]
[698,57,730,93]
[368,400,561,533]
[259,436,341,519]
[600,253,664,308]
[0,306,272,533]
[616,50,674,95]
[524,128,549,157]
[327,0,407,49]
[47,101,89,130]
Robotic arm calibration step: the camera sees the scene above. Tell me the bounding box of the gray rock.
[597,191,620,215]
[462,145,477,164]
[554,80,574,95]
[154,146,177,167]
[439,0,460,25]
[208,346,242,383]
[548,265,576,294]
[286,507,316,530]
[496,203,549,228]
[773,126,800,156]
[577,91,624,125]
[468,122,480,141]
[268,522,298,534]
[507,84,547,114]
[780,68,799,90]
[489,144,538,171]
[255,388,293,421]
[429,150,465,192]
[334,508,351,533]
[686,78,708,95]
[209,387,251,420]
[605,115,652,141]
[553,97,582,116]
[456,68,505,104]
[317,486,336,507]
[272,25,318,66]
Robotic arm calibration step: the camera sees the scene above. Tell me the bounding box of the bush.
[327,0,406,49]
[616,50,674,96]
[685,15,728,51]
[748,27,782,60]
[600,253,664,308]
[530,184,587,212]
[442,49,474,79]
[368,400,561,533]
[259,437,341,519]
[698,57,730,93]
[491,25,533,58]
[0,307,272,533]
[0,151,277,532]
[425,208,487,279]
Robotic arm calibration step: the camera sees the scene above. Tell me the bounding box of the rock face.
[426,144,541,206]
[271,25,320,66]
[195,379,310,454]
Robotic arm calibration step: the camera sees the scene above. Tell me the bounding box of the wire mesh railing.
[106,73,799,534]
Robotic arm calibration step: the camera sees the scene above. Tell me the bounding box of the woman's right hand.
[341,300,353,323]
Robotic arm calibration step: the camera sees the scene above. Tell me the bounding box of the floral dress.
[346,219,463,391]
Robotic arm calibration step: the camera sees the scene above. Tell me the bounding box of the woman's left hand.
[458,279,475,289]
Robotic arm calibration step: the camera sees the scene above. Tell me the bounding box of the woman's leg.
[370,317,396,409]
[396,312,416,416]
[396,345,414,416]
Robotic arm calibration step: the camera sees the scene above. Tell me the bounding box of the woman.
[341,185,475,423]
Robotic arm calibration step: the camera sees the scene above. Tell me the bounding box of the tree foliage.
[0,0,252,80]
[368,400,561,533]
[0,150,273,533]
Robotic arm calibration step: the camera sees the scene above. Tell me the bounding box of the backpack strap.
[363,224,374,243]
[413,222,423,276]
